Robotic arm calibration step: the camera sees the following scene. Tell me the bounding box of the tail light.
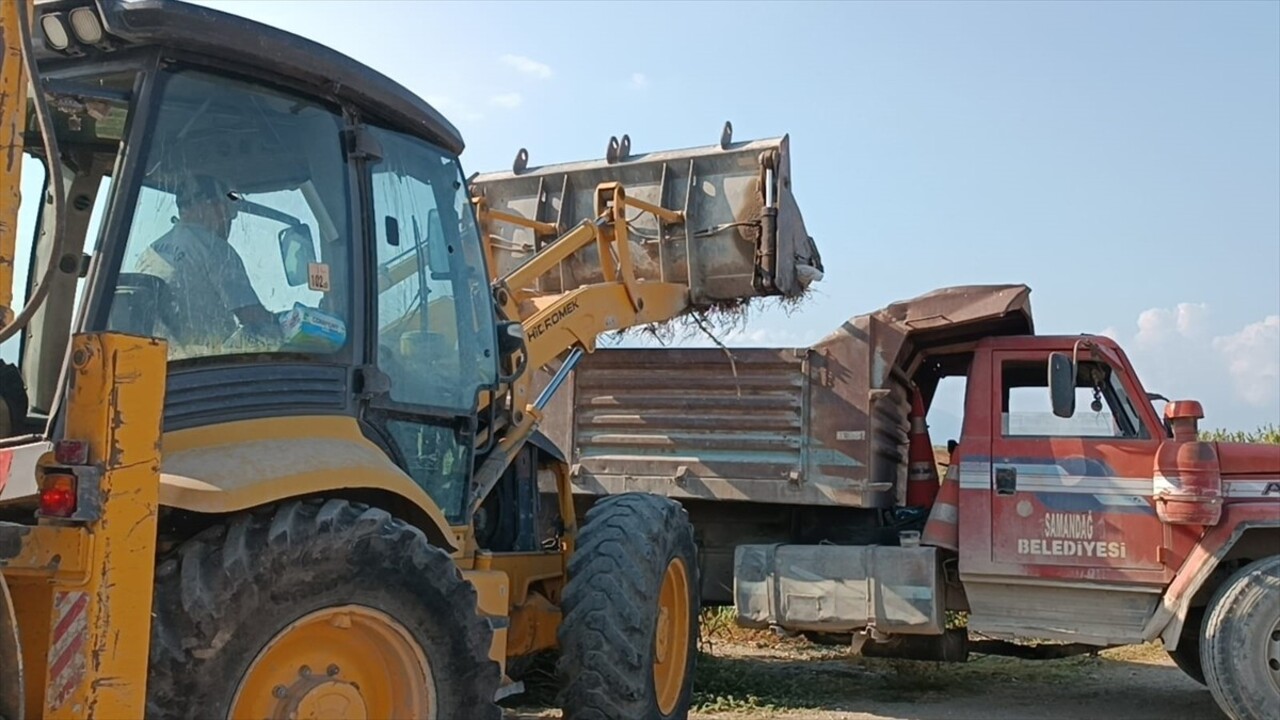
[38,439,95,520]
[39,472,78,518]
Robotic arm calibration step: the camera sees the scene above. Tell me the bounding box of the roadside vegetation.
[1200,423,1280,444]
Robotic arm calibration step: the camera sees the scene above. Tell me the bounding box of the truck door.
[986,350,1168,582]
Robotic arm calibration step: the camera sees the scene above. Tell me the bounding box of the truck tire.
[145,498,502,720]
[1200,555,1280,720]
[556,493,701,720]
[1167,606,1205,685]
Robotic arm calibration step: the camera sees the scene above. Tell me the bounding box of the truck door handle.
[995,466,1017,495]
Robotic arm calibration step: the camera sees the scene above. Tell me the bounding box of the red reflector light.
[54,440,89,466]
[39,474,77,518]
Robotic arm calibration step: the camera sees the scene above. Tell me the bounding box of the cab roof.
[34,0,464,154]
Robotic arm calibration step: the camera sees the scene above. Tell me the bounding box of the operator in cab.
[135,174,281,353]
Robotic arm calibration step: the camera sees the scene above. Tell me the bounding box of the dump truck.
[537,284,1280,720]
[0,1,823,718]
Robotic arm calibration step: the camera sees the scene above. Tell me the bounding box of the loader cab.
[3,0,505,525]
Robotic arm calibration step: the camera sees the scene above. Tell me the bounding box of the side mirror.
[497,320,525,358]
[277,224,317,287]
[1048,352,1076,418]
[497,320,527,383]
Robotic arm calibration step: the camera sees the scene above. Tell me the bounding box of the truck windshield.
[104,67,353,361]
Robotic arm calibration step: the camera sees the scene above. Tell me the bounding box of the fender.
[1143,503,1280,649]
[158,416,459,551]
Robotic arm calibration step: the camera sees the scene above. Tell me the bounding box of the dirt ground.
[503,637,1223,720]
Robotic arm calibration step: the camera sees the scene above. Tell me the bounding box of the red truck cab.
[935,333,1279,718]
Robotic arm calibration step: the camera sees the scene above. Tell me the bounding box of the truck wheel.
[556,493,701,720]
[1167,606,1205,685]
[146,498,502,720]
[1201,555,1280,720]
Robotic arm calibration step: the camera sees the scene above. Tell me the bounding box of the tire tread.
[146,498,501,719]
[555,493,700,720]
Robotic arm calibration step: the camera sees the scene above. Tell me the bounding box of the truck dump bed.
[538,284,1034,509]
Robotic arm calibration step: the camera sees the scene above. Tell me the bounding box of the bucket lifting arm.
[466,130,823,513]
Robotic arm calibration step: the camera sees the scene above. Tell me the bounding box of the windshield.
[104,67,353,361]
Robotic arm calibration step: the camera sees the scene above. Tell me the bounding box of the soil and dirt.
[504,610,1223,720]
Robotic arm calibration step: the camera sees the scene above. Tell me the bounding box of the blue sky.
[19,0,1280,435]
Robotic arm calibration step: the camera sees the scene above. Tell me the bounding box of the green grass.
[1200,423,1280,444]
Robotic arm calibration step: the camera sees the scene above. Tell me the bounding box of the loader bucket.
[469,127,822,306]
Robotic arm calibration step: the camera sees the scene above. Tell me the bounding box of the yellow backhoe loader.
[0,1,823,718]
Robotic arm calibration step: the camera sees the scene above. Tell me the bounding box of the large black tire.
[556,493,701,720]
[1201,555,1280,720]
[1167,606,1205,685]
[146,498,502,719]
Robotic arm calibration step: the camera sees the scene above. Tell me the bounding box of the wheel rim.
[1269,614,1280,694]
[653,556,691,715]
[230,605,434,720]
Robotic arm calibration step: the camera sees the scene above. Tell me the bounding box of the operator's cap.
[175,174,239,209]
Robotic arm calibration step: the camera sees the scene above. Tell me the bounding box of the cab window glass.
[1001,360,1147,439]
[383,419,470,525]
[368,126,496,412]
[107,68,352,361]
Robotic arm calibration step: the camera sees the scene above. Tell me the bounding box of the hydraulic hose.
[0,0,68,344]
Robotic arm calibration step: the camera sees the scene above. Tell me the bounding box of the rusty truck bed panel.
[538,284,1034,509]
[550,348,890,507]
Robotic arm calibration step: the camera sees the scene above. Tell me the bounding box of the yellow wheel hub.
[653,557,690,715]
[294,681,367,719]
[230,605,434,720]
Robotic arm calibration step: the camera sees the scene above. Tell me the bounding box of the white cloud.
[1134,302,1209,346]
[1176,302,1210,339]
[630,72,650,89]
[1115,302,1279,431]
[500,54,552,80]
[489,92,523,109]
[1213,315,1279,408]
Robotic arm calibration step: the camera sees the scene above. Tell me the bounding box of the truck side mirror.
[1048,352,1076,418]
